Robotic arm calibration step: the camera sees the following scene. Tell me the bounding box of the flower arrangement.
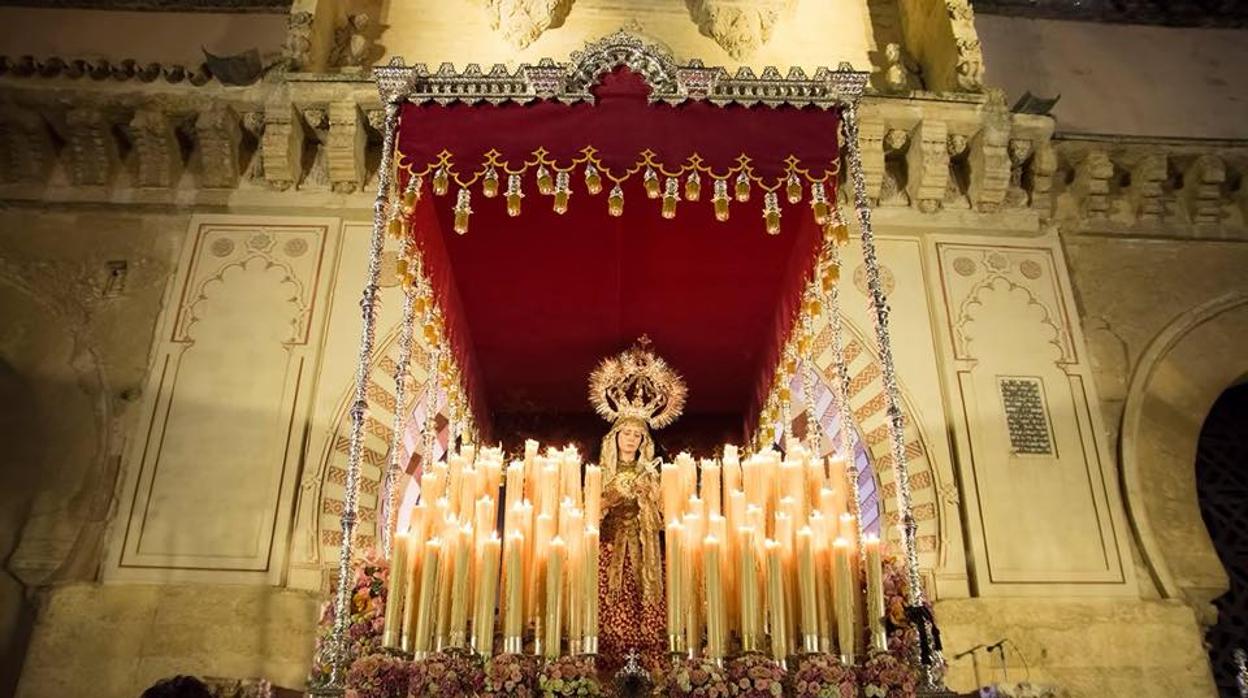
[725,653,786,697]
[408,649,484,697]
[790,654,856,698]
[309,551,391,689]
[483,653,539,697]
[536,655,602,697]
[662,656,731,697]
[345,652,412,698]
[881,553,921,656]
[857,650,918,698]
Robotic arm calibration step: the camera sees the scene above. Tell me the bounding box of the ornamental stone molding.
[686,0,798,60]
[0,31,1243,240]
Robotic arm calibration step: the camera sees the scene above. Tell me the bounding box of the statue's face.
[616,423,644,457]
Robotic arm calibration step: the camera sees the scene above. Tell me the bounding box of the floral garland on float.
[309,552,390,690]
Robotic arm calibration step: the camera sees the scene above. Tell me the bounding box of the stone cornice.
[1,50,1244,240]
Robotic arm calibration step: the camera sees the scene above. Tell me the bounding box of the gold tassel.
[387,216,406,239]
[400,179,422,214]
[786,172,802,204]
[584,163,603,195]
[797,334,811,355]
[644,166,660,199]
[712,178,730,222]
[536,165,554,196]
[433,167,449,196]
[482,166,499,198]
[763,191,782,235]
[661,177,679,219]
[822,262,840,291]
[553,171,571,215]
[684,171,702,202]
[735,171,751,202]
[453,188,472,234]
[809,181,829,225]
[608,183,624,217]
[506,174,524,217]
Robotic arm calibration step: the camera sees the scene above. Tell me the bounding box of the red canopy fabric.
[397,67,838,449]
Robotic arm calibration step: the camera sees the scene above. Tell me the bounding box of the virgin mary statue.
[588,338,686,672]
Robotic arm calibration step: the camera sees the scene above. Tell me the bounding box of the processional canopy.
[380,32,867,450]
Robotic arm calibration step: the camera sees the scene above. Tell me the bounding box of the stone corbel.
[0,108,55,184]
[1027,141,1057,216]
[967,99,1010,212]
[905,119,949,213]
[194,105,243,189]
[1183,154,1226,225]
[1128,152,1167,222]
[327,101,367,193]
[856,116,887,204]
[1004,138,1032,208]
[1072,150,1114,219]
[262,101,306,191]
[62,107,119,187]
[129,109,182,188]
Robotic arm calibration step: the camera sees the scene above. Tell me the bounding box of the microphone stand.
[952,644,985,690]
[985,640,1008,685]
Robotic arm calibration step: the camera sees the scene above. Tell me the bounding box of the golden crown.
[588,336,687,430]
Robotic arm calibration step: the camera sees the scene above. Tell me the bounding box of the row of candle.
[382,441,603,659]
[661,443,887,664]
[381,440,889,664]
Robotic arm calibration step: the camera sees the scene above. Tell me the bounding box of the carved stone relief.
[475,0,576,49]
[686,0,798,60]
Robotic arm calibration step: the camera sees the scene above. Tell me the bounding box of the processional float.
[321,31,943,694]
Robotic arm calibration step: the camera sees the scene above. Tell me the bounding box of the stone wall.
[15,583,318,698]
[977,15,1248,139]
[0,207,184,697]
[937,597,1215,696]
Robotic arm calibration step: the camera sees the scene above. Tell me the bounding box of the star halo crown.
[588,336,687,430]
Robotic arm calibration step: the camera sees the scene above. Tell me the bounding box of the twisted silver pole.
[1235,647,1247,698]
[800,302,822,458]
[380,281,418,557]
[840,102,942,687]
[821,228,864,543]
[327,100,400,690]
